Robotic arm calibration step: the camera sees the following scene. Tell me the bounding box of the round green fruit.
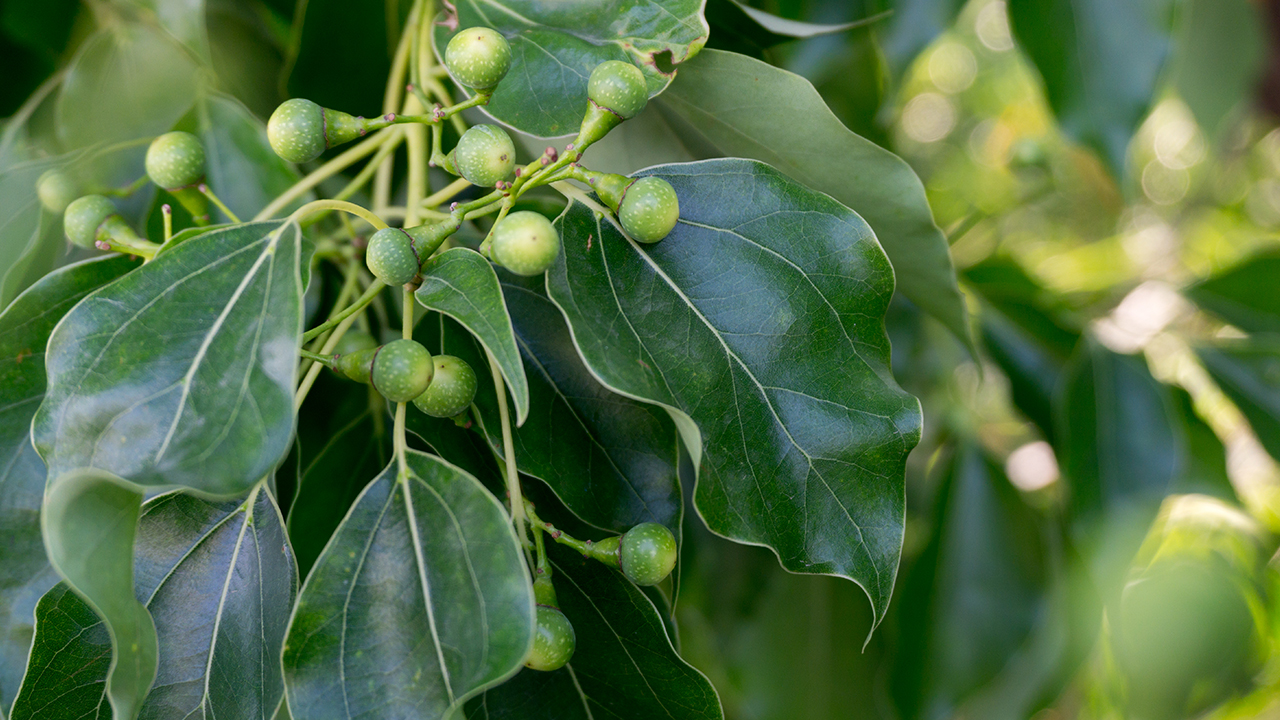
[588,60,648,120]
[525,605,575,672]
[490,211,560,276]
[445,27,512,90]
[145,131,206,190]
[619,177,679,243]
[268,99,327,163]
[370,339,434,402]
[63,195,119,249]
[366,228,421,285]
[337,346,378,384]
[37,170,79,214]
[412,355,477,418]
[453,125,515,187]
[619,522,677,586]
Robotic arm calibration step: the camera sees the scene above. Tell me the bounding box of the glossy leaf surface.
[1006,0,1175,176]
[0,255,138,713]
[34,221,303,496]
[415,247,529,425]
[13,487,297,719]
[465,540,722,720]
[653,48,972,351]
[434,0,709,137]
[547,159,921,626]
[282,450,533,719]
[1186,250,1280,335]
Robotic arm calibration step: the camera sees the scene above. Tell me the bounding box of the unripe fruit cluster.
[268,99,387,164]
[333,337,478,419]
[444,27,513,91]
[146,131,206,190]
[592,522,678,586]
[446,125,515,188]
[490,211,561,276]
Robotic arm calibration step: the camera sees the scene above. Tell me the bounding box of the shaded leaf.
[880,0,968,78]
[55,24,200,150]
[1185,250,1280,334]
[653,48,973,351]
[285,0,401,118]
[415,247,529,425]
[40,470,155,720]
[1170,0,1265,140]
[0,255,138,713]
[33,221,303,496]
[546,159,921,628]
[124,0,210,59]
[1006,0,1176,177]
[1197,340,1280,466]
[465,539,721,720]
[282,449,533,719]
[434,0,709,138]
[0,150,62,308]
[13,487,298,719]
[704,0,884,57]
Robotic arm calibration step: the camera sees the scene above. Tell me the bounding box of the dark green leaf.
[282,449,533,719]
[13,486,298,719]
[0,255,138,713]
[0,154,60,308]
[1185,250,1280,335]
[465,540,721,720]
[194,94,309,222]
[40,470,155,720]
[285,0,401,118]
[651,48,973,352]
[33,221,304,496]
[1197,340,1280,466]
[415,247,529,424]
[1006,0,1175,177]
[704,0,884,57]
[891,441,1048,720]
[546,159,921,627]
[1170,0,1265,140]
[287,373,391,579]
[434,1,709,138]
[880,0,968,78]
[55,24,200,150]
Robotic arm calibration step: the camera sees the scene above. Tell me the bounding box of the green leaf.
[282,449,533,719]
[890,441,1048,720]
[704,0,884,57]
[55,24,200,150]
[546,159,921,628]
[651,48,973,352]
[194,94,309,222]
[286,373,391,579]
[40,470,155,720]
[122,0,210,59]
[0,255,138,714]
[1197,340,1280,465]
[465,539,722,720]
[1005,0,1175,177]
[286,0,402,118]
[0,154,59,308]
[880,0,968,78]
[415,247,529,425]
[1169,0,1265,140]
[434,0,710,138]
[1185,250,1280,334]
[33,221,304,496]
[13,486,298,719]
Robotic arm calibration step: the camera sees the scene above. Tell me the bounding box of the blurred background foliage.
[7,0,1280,717]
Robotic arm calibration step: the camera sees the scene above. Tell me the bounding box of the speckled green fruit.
[63,195,118,248]
[588,60,648,120]
[618,522,677,586]
[445,27,512,90]
[268,99,326,163]
[337,346,378,384]
[490,211,560,276]
[412,355,477,418]
[145,131,206,189]
[619,177,679,243]
[453,125,515,187]
[370,339,434,402]
[366,228,421,285]
[525,605,575,672]
[37,170,79,214]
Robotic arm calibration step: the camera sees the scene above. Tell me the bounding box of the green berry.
[370,339,434,402]
[588,60,648,120]
[525,605,575,672]
[445,27,513,90]
[268,99,387,164]
[37,170,79,214]
[145,131,206,190]
[412,355,477,418]
[63,195,119,249]
[337,346,378,384]
[619,177,679,243]
[490,211,560,276]
[332,329,378,358]
[366,228,421,285]
[618,522,677,586]
[452,125,515,187]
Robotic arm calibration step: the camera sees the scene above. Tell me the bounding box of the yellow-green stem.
[303,279,387,341]
[199,184,240,223]
[287,199,388,232]
[490,351,527,542]
[256,132,392,220]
